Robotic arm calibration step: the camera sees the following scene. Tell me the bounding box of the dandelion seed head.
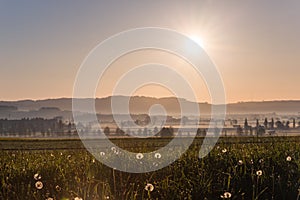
[100,152,105,156]
[136,153,144,160]
[221,191,232,199]
[145,183,154,192]
[154,153,162,159]
[256,170,263,176]
[111,147,116,152]
[35,181,43,190]
[34,173,41,180]
[55,185,61,192]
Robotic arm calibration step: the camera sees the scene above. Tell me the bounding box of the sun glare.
[189,35,205,48]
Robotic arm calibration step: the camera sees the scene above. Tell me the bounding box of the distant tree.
[116,127,125,136]
[271,118,274,129]
[236,125,243,136]
[264,118,268,129]
[244,118,248,128]
[156,127,174,137]
[244,118,249,135]
[286,121,290,129]
[293,118,296,128]
[275,121,285,129]
[153,126,158,134]
[257,126,265,136]
[196,128,206,137]
[143,127,148,137]
[104,126,110,136]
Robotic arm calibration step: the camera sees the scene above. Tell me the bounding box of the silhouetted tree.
[104,126,110,136]
[264,118,268,129]
[271,118,274,129]
[293,118,296,128]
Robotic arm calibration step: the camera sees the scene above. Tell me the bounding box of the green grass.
[1,137,300,200]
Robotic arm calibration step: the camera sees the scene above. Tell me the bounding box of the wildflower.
[35,181,43,189]
[286,156,292,162]
[111,147,116,152]
[47,198,54,200]
[220,192,232,199]
[60,152,63,156]
[222,148,227,153]
[67,155,72,160]
[259,158,264,163]
[55,185,61,192]
[238,160,243,165]
[136,153,144,160]
[74,197,83,200]
[34,173,41,180]
[100,152,105,156]
[144,183,154,192]
[154,153,162,159]
[256,170,263,176]
[92,159,95,163]
[105,196,110,199]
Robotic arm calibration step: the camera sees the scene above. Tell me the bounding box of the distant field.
[1,136,300,150]
[1,136,300,199]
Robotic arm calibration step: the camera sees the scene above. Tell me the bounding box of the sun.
[189,35,205,48]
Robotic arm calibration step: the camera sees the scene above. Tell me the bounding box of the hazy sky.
[1,1,300,103]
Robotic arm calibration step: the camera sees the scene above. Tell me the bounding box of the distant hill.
[0,97,300,119]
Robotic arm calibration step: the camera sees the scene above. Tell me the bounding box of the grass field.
[1,136,300,200]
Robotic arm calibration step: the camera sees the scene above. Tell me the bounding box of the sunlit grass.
[1,137,300,199]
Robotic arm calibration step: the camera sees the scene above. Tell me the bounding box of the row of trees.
[235,117,299,136]
[0,117,76,137]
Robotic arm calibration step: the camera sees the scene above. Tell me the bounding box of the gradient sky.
[1,1,300,103]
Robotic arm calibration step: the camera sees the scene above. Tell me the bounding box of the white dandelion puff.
[111,147,116,152]
[55,185,61,192]
[144,183,154,192]
[136,153,144,160]
[220,191,232,199]
[256,170,263,176]
[100,152,105,156]
[286,156,292,162]
[33,173,41,180]
[35,181,43,190]
[154,153,162,159]
[238,160,243,165]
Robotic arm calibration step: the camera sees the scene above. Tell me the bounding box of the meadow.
[1,136,300,200]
